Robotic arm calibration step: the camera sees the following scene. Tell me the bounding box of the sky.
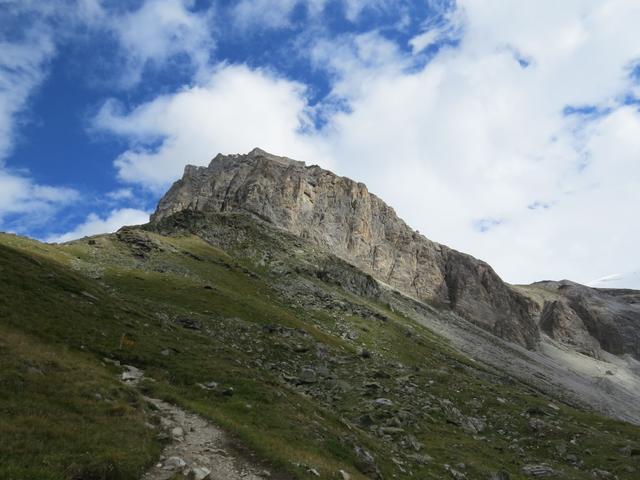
[1,0,639,288]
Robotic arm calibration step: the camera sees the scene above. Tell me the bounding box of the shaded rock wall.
[535,281,640,360]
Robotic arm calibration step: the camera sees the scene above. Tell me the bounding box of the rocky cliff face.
[152,148,539,348]
[534,280,640,360]
[538,300,601,358]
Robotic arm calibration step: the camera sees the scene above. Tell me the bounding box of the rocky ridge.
[532,281,640,360]
[152,148,539,349]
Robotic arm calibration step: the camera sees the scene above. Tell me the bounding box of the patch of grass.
[0,325,159,480]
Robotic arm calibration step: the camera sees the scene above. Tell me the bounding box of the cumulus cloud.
[0,170,79,225]
[299,0,640,285]
[310,31,407,99]
[110,0,215,86]
[45,208,150,243]
[94,64,331,190]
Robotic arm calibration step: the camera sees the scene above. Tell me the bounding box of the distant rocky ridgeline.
[152,148,540,349]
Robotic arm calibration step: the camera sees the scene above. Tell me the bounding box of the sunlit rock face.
[153,148,539,349]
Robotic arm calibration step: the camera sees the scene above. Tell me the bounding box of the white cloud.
[106,188,134,200]
[408,3,463,54]
[94,64,331,190]
[0,26,54,160]
[409,30,440,54]
[591,271,640,290]
[111,0,215,86]
[301,0,640,286]
[45,208,150,243]
[4,1,217,88]
[0,170,78,222]
[310,31,407,100]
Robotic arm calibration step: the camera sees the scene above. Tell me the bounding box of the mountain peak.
[206,147,306,169]
[247,146,279,158]
[152,149,540,349]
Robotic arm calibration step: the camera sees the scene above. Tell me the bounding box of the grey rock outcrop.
[534,280,640,360]
[152,148,539,348]
[522,464,557,477]
[539,300,601,357]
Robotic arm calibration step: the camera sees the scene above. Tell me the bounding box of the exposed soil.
[141,396,270,480]
[120,365,274,480]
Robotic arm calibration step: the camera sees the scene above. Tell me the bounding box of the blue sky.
[1,0,640,288]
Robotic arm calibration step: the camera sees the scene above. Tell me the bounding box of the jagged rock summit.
[152,148,539,348]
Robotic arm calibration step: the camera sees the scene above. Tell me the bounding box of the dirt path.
[119,365,271,480]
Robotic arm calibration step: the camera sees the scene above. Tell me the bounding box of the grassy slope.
[0,239,162,480]
[0,226,639,480]
[0,322,159,480]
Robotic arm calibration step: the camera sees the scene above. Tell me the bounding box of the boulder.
[522,464,557,477]
[300,368,318,384]
[187,466,211,480]
[163,456,186,470]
